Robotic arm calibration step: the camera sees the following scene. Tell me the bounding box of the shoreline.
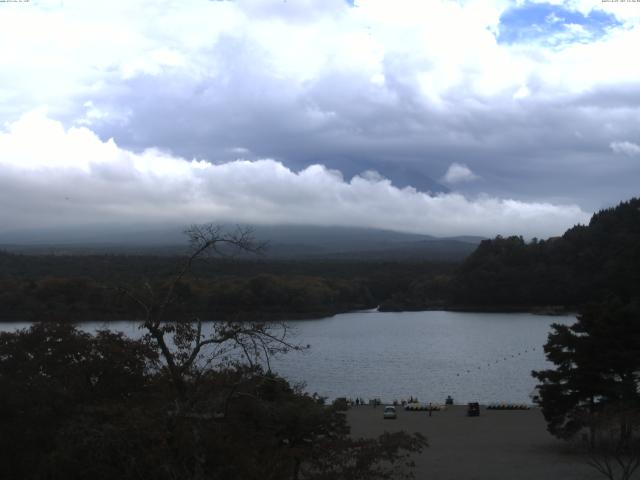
[379,304,576,316]
[0,305,577,323]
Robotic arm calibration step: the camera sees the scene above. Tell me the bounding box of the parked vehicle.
[467,402,480,417]
[383,405,397,419]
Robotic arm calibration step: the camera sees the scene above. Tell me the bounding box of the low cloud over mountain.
[0,112,589,239]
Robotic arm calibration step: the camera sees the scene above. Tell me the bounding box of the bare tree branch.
[119,223,300,404]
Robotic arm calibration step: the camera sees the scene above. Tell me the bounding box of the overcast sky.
[1,0,639,240]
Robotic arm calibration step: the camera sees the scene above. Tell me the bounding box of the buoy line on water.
[453,346,539,378]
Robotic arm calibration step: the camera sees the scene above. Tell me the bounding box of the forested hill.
[0,252,455,321]
[2,198,638,320]
[451,197,640,309]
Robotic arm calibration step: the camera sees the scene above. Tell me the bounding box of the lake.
[0,310,574,404]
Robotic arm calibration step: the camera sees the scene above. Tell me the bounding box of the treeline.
[0,254,455,321]
[0,275,372,321]
[375,197,640,312]
[450,197,640,309]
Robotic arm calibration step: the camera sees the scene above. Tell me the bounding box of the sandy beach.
[348,405,602,480]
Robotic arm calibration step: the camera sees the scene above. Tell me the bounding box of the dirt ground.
[347,405,603,480]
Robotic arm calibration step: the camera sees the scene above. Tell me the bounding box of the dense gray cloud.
[0,0,638,236]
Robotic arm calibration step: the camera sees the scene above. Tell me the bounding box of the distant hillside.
[450,197,640,309]
[262,225,480,261]
[0,225,482,262]
[294,239,478,262]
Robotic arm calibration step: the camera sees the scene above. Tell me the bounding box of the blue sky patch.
[498,2,620,46]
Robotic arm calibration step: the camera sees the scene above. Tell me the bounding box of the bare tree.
[583,403,640,480]
[118,224,300,402]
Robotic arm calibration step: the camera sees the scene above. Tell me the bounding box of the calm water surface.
[2,311,574,404]
[272,310,574,404]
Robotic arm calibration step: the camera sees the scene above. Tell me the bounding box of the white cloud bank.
[442,163,479,185]
[0,112,590,239]
[610,141,640,157]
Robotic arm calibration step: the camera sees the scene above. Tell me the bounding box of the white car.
[383,405,397,419]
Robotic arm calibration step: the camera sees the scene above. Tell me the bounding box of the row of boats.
[401,402,532,411]
[404,403,446,411]
[486,403,531,410]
